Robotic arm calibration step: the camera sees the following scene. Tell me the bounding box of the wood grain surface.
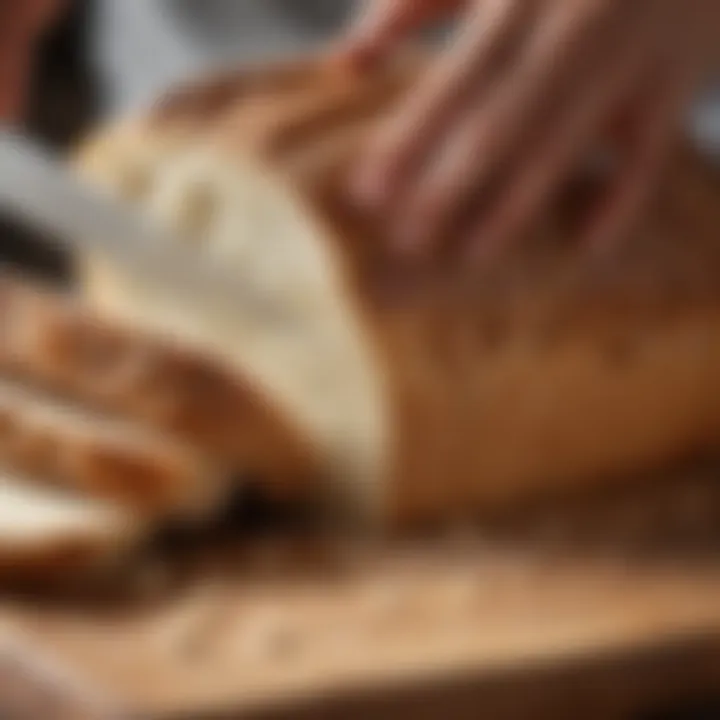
[1,467,720,720]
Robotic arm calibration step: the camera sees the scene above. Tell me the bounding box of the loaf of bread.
[74,54,720,529]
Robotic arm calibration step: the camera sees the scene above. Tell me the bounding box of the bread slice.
[0,276,319,501]
[74,55,720,529]
[0,473,140,582]
[0,378,227,519]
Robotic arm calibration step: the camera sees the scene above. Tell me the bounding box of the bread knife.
[0,129,264,313]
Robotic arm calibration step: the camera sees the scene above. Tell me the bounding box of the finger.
[463,38,657,266]
[343,0,465,68]
[350,0,530,211]
[582,73,692,255]
[388,0,626,255]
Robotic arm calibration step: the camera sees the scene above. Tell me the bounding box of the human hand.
[0,0,67,121]
[343,0,720,265]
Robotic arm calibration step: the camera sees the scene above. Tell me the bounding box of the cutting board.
[2,468,720,720]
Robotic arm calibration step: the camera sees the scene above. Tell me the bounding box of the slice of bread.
[0,474,141,582]
[0,378,227,519]
[74,54,720,529]
[0,276,319,502]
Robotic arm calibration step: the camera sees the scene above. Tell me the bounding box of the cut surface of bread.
[0,474,140,581]
[0,276,319,501]
[74,54,720,529]
[0,378,226,519]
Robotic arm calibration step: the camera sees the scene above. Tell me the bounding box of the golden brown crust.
[0,277,319,498]
[0,535,126,587]
[148,49,426,131]
[149,54,337,128]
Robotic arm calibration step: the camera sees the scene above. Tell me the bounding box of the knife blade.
[0,129,262,313]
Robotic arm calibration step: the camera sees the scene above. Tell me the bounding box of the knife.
[0,129,263,313]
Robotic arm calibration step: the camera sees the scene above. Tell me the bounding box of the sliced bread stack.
[0,276,319,583]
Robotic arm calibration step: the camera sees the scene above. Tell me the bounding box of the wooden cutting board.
[2,469,720,720]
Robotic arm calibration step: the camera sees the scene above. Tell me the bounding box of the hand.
[0,0,67,121]
[343,0,720,265]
